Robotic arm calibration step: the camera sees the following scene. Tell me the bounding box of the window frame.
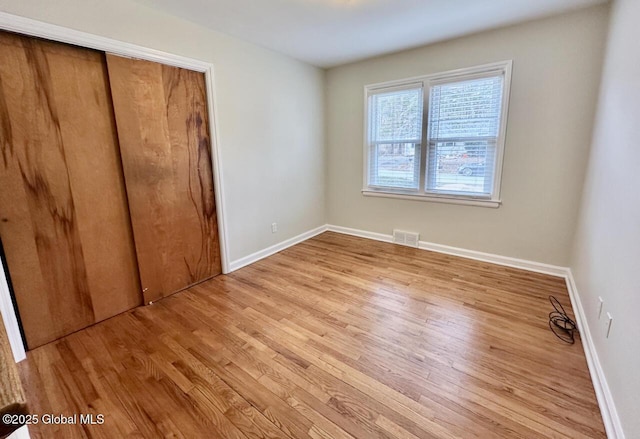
[362,60,512,208]
[366,82,424,191]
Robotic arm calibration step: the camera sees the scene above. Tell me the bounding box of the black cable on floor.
[548,295,577,344]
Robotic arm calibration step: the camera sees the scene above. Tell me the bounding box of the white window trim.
[362,60,513,208]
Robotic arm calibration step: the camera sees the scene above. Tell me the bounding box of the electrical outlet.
[604,312,613,338]
[597,297,604,318]
[271,222,278,233]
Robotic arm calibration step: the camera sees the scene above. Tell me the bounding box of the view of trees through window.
[427,76,501,194]
[369,73,503,196]
[369,87,422,188]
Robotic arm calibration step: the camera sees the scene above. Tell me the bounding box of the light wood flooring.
[18,232,605,438]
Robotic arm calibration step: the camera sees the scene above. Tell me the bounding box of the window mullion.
[419,81,429,194]
[364,60,511,201]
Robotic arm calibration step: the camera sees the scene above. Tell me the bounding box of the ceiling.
[132,0,608,67]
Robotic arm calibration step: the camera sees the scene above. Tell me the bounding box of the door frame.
[0,11,231,361]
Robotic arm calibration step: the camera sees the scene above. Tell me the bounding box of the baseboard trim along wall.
[321,224,621,439]
[565,271,625,439]
[3,221,621,436]
[227,225,328,272]
[229,224,570,278]
[326,225,568,277]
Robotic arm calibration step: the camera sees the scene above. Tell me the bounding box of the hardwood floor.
[17,232,605,438]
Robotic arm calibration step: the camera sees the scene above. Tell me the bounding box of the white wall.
[0,0,326,263]
[0,3,633,436]
[325,5,610,266]
[570,0,640,436]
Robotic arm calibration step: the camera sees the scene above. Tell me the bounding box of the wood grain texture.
[106,54,221,304]
[18,232,606,438]
[0,32,142,348]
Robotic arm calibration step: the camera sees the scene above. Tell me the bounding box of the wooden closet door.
[0,33,142,348]
[106,55,221,304]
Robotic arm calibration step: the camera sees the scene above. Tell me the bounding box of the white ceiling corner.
[132,0,609,68]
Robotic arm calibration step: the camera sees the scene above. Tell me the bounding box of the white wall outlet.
[271,222,278,233]
[604,312,613,338]
[597,296,604,318]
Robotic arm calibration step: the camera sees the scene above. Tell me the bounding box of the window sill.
[361,189,501,208]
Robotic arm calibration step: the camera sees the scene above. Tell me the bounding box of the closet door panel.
[106,55,221,304]
[45,43,142,321]
[0,33,141,348]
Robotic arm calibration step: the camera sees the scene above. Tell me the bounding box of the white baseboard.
[225,223,623,438]
[327,224,567,277]
[418,240,569,277]
[326,224,622,438]
[564,271,624,439]
[326,225,393,244]
[228,225,328,272]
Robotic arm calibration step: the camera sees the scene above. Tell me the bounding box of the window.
[363,61,512,207]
